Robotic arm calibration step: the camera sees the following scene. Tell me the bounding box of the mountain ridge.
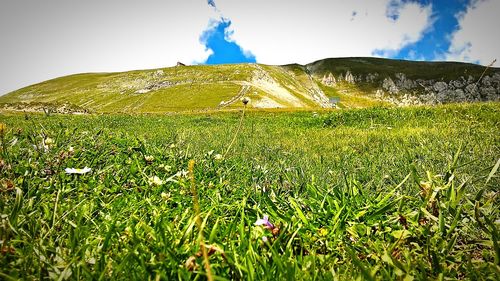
[1,57,499,113]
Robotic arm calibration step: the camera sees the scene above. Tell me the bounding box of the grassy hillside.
[1,103,499,279]
[1,57,498,113]
[0,64,330,113]
[306,57,496,81]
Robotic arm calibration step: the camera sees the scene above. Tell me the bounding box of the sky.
[0,0,499,95]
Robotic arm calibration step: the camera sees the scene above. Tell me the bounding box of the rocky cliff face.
[319,71,500,106]
[308,57,500,106]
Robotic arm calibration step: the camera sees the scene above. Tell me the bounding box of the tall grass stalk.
[189,159,213,281]
[223,103,247,158]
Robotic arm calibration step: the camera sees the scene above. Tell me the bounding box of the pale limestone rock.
[382,77,399,94]
[322,73,337,86]
[345,71,355,84]
[433,81,448,92]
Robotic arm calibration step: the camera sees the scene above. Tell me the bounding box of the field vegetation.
[0,103,499,280]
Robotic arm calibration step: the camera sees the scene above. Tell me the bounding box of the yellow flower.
[318,228,328,237]
[45,138,54,145]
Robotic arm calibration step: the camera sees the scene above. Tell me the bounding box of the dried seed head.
[241,97,250,105]
[185,256,198,271]
[272,227,280,237]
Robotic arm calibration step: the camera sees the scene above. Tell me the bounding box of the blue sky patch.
[200,19,256,65]
[378,0,471,61]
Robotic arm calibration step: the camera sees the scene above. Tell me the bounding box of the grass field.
[1,103,499,280]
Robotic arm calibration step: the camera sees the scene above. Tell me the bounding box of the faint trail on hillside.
[217,85,250,108]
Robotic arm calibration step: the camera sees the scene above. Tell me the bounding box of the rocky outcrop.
[345,71,355,84]
[382,77,399,94]
[322,73,337,86]
[319,70,500,106]
[366,73,378,83]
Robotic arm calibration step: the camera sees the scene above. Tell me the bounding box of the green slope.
[0,64,333,113]
[1,57,498,113]
[306,57,493,80]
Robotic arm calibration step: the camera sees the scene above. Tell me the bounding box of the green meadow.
[0,103,499,280]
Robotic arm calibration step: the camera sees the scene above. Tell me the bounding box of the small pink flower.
[255,215,274,230]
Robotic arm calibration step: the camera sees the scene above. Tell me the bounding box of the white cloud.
[211,0,433,64]
[0,0,215,95]
[446,0,500,65]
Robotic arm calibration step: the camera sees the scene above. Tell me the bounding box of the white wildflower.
[148,176,164,186]
[161,192,170,200]
[65,167,92,174]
